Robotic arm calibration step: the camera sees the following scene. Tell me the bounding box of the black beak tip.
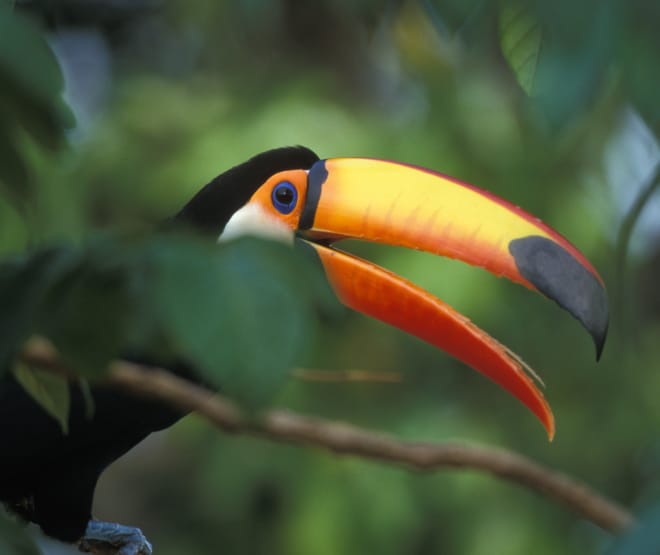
[590,304,609,361]
[591,308,609,361]
[509,236,609,361]
[594,327,607,361]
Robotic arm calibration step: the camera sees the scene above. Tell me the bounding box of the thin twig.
[18,344,635,535]
[615,161,660,339]
[292,368,402,383]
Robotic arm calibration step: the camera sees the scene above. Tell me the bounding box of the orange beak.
[244,158,609,439]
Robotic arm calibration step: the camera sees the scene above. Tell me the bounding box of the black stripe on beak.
[299,160,328,230]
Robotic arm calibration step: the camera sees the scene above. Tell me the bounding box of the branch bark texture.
[19,344,635,536]
[110,362,634,534]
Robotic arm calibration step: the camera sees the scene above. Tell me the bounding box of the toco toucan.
[0,146,608,554]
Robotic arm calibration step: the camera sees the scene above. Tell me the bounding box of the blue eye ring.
[271,181,298,214]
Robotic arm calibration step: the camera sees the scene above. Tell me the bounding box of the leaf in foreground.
[0,511,40,555]
[13,363,71,434]
[499,2,542,96]
[0,233,334,422]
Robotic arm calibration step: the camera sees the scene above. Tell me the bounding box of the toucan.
[0,146,608,555]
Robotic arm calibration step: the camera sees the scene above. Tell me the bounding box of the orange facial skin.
[246,169,309,230]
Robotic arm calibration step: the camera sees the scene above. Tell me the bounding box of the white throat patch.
[217,203,293,244]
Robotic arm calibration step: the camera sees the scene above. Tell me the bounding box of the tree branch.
[18,343,635,536]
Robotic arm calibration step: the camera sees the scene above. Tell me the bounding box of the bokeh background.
[2,1,660,554]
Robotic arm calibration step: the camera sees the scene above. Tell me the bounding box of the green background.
[1,1,660,554]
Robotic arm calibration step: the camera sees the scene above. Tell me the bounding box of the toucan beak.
[246,157,609,439]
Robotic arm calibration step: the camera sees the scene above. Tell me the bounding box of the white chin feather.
[217,203,294,244]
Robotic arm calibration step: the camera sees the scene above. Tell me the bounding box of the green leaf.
[0,1,74,200]
[35,240,140,377]
[531,0,620,131]
[12,363,71,434]
[0,3,64,109]
[149,236,324,407]
[499,2,542,96]
[0,240,139,379]
[0,246,80,372]
[0,233,333,412]
[0,504,41,555]
[0,127,29,201]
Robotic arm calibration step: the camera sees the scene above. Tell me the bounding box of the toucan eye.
[272,181,298,214]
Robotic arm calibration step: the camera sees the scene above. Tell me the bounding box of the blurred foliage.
[0,511,40,555]
[0,235,333,416]
[498,2,542,96]
[1,0,660,554]
[12,362,72,434]
[0,1,72,202]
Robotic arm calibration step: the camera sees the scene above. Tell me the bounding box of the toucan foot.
[81,520,153,555]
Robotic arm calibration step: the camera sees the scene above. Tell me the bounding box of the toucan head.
[175,146,609,439]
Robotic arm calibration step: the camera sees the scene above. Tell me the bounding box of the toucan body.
[0,147,608,552]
